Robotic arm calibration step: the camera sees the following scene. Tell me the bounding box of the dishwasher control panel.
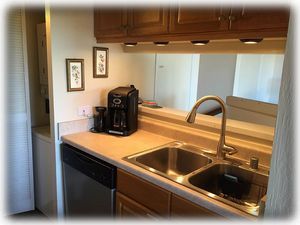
[62,144,116,189]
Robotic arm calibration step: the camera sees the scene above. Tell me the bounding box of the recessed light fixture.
[154,41,169,46]
[124,42,137,47]
[191,40,210,45]
[240,38,263,44]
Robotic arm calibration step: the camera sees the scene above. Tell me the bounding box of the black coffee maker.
[107,85,138,136]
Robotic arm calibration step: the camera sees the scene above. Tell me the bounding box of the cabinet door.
[127,7,169,36]
[94,8,127,38]
[230,7,289,32]
[33,136,56,217]
[117,169,171,215]
[171,194,223,218]
[169,7,230,34]
[116,192,159,218]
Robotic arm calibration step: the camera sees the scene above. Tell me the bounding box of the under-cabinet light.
[240,38,263,44]
[191,40,210,45]
[124,42,137,47]
[154,41,169,46]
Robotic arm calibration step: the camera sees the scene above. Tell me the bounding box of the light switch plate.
[78,105,92,117]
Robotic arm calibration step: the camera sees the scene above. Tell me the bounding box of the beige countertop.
[62,130,255,220]
[32,125,52,142]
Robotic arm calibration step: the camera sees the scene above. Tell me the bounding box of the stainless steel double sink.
[124,141,269,217]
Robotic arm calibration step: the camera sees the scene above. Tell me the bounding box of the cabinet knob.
[218,15,226,21]
[121,25,130,30]
[228,15,236,21]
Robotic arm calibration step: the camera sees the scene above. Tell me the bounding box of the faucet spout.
[185,95,237,160]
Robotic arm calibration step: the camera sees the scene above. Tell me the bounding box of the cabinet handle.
[241,7,245,17]
[228,15,236,29]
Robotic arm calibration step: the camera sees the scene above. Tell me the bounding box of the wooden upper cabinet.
[94,8,127,38]
[169,7,230,34]
[229,7,290,32]
[127,7,169,36]
[94,6,289,42]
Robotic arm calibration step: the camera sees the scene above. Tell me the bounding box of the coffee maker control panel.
[110,98,125,109]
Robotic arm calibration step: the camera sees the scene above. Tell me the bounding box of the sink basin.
[188,163,268,211]
[125,142,212,179]
[124,141,269,217]
[135,147,212,178]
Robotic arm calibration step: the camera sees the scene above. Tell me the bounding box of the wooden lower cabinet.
[116,169,222,218]
[116,192,159,218]
[117,168,171,216]
[171,194,222,218]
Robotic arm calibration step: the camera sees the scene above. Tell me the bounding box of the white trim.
[45,6,65,218]
[153,54,158,101]
[21,8,35,211]
[232,55,241,96]
[188,54,200,109]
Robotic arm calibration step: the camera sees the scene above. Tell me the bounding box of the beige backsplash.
[58,117,94,140]
[138,115,272,168]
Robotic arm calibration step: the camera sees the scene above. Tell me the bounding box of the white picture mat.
[96,50,106,75]
[69,62,82,88]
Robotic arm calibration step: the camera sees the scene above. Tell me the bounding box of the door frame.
[21,8,35,212]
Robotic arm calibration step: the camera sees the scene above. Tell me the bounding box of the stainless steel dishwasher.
[62,144,116,217]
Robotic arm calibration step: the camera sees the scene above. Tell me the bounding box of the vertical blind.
[6,8,34,214]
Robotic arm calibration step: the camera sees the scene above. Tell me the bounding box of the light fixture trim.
[124,42,137,47]
[191,40,210,45]
[154,41,169,46]
[240,38,263,44]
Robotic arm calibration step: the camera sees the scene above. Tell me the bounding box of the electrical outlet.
[78,105,92,117]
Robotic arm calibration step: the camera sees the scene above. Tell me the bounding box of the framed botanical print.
[66,58,85,91]
[93,47,109,78]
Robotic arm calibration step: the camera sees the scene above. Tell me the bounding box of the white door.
[6,8,34,215]
[154,54,199,111]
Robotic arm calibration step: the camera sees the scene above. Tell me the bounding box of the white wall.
[154,54,236,113]
[155,54,199,111]
[233,54,284,104]
[265,14,294,218]
[50,8,156,123]
[197,54,237,113]
[47,8,156,217]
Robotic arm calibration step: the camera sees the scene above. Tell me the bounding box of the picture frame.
[93,47,109,78]
[66,58,85,92]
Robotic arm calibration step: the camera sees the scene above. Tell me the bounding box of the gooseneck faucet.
[186,95,238,160]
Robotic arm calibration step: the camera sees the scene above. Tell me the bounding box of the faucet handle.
[223,144,238,155]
